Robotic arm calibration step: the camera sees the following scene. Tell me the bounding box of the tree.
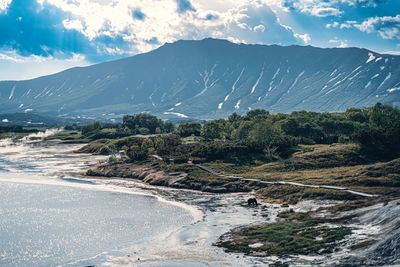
[369,103,400,129]
[126,145,148,161]
[248,121,284,158]
[122,113,175,134]
[228,112,241,124]
[176,122,202,137]
[354,128,400,159]
[280,118,300,136]
[232,120,253,140]
[201,119,230,140]
[81,121,102,136]
[123,114,163,134]
[245,109,269,119]
[344,107,369,123]
[164,122,175,133]
[280,119,325,142]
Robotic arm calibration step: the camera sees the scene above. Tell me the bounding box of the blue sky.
[0,0,399,80]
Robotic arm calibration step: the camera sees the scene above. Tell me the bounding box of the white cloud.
[340,23,351,29]
[42,0,302,55]
[287,0,343,17]
[355,14,400,39]
[0,50,90,80]
[268,0,390,18]
[0,0,11,12]
[340,0,387,7]
[62,19,84,32]
[326,22,339,28]
[253,24,266,32]
[329,39,348,47]
[381,50,400,55]
[294,33,311,44]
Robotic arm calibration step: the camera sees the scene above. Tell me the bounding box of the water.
[0,181,193,266]
[5,131,374,266]
[0,132,196,266]
[0,131,273,266]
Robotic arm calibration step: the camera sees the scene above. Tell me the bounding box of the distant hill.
[0,112,91,126]
[0,38,399,120]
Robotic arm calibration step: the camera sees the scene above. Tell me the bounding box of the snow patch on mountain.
[195,64,219,97]
[8,85,16,100]
[250,66,264,94]
[387,87,400,93]
[163,112,188,118]
[268,67,280,92]
[366,53,376,63]
[235,100,241,110]
[378,73,392,89]
[223,67,245,103]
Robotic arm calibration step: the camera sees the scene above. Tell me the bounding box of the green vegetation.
[42,103,399,259]
[256,185,361,204]
[217,209,352,256]
[45,130,88,143]
[72,103,399,203]
[176,122,202,137]
[122,113,175,135]
[0,125,40,140]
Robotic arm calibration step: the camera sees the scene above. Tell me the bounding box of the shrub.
[176,122,202,137]
[126,145,148,161]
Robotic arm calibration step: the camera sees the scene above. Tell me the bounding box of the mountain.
[0,38,399,120]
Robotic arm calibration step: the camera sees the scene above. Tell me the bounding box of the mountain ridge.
[1,38,399,119]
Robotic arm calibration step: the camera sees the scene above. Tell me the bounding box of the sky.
[0,0,399,80]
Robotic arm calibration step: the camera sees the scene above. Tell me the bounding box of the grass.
[196,144,400,203]
[0,132,31,140]
[45,130,89,143]
[217,210,352,256]
[79,138,393,259]
[261,143,367,172]
[161,162,251,193]
[81,138,399,205]
[182,135,202,144]
[202,144,365,175]
[256,185,362,204]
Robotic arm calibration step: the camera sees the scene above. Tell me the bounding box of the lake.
[0,132,267,266]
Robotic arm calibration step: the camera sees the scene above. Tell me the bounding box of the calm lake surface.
[0,180,193,266]
[0,133,196,266]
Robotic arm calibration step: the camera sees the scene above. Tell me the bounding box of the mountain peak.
[0,39,399,120]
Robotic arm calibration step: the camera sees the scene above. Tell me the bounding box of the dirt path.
[193,163,375,197]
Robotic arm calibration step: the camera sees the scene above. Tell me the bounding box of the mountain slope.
[1,38,399,119]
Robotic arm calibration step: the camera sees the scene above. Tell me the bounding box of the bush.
[126,145,148,161]
[176,122,202,137]
[122,113,175,134]
[354,128,400,159]
[82,121,101,136]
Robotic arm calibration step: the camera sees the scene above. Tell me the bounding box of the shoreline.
[3,136,399,266]
[81,158,400,266]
